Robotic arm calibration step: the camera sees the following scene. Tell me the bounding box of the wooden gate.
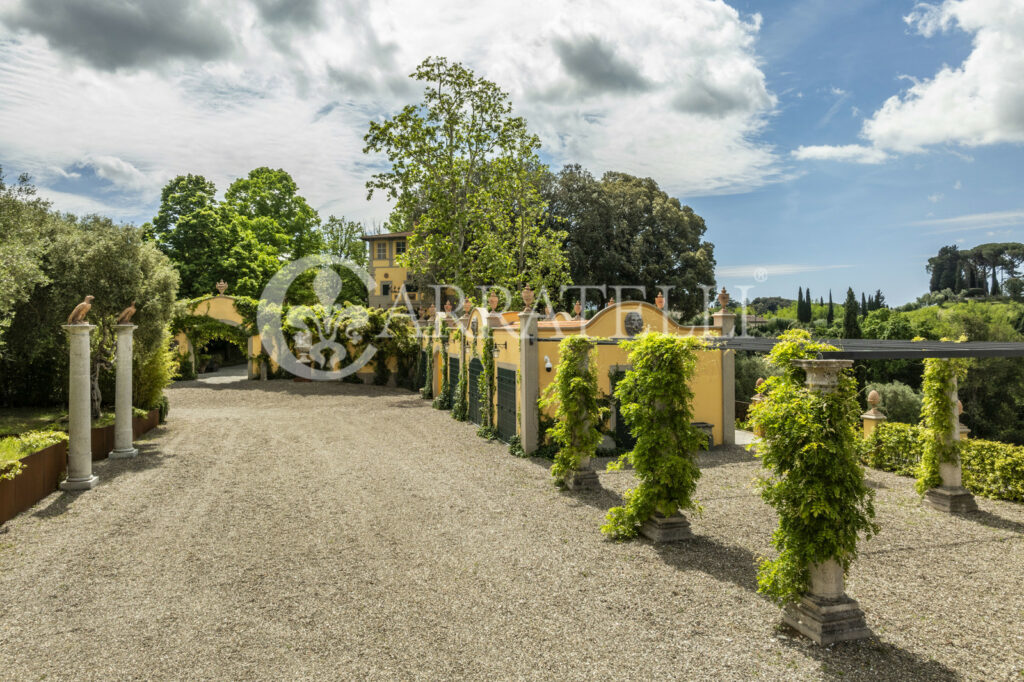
[611,370,637,450]
[496,367,516,442]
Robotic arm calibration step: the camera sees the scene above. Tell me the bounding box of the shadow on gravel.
[558,485,623,513]
[697,445,758,469]
[31,441,166,520]
[963,509,1024,534]
[654,535,760,593]
[773,630,959,681]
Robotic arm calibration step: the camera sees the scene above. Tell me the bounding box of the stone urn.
[573,300,582,319]
[521,284,535,311]
[655,291,665,310]
[442,300,451,315]
[717,287,729,309]
[216,280,228,295]
[488,291,499,312]
[606,295,615,308]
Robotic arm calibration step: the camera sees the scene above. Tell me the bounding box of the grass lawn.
[0,407,65,437]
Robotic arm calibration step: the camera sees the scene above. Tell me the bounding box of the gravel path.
[1,375,1022,680]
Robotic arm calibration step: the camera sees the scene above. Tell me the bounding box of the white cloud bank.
[793,0,1024,163]
[0,0,781,224]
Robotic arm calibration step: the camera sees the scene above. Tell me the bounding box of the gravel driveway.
[1,374,1022,680]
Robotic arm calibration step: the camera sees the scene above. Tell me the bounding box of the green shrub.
[602,332,706,539]
[861,422,1024,503]
[861,422,924,476]
[0,429,68,481]
[748,330,878,606]
[541,336,604,486]
[864,381,923,424]
[134,329,178,410]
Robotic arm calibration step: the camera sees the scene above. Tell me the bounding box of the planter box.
[0,441,67,525]
[0,409,162,525]
[92,408,159,460]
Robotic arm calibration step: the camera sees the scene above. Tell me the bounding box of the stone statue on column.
[61,297,98,490]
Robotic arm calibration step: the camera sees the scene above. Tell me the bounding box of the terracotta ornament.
[67,295,94,325]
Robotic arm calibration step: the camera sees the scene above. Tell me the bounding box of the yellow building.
[361,231,417,308]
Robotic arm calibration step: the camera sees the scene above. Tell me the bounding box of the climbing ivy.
[420,327,435,400]
[540,335,604,485]
[601,332,707,539]
[433,326,452,409]
[478,326,497,439]
[917,345,969,494]
[452,353,469,421]
[748,329,879,606]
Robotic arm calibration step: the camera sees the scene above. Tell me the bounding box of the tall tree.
[364,56,568,297]
[843,288,861,339]
[827,290,834,326]
[797,287,805,322]
[861,292,868,317]
[223,167,323,259]
[543,166,715,317]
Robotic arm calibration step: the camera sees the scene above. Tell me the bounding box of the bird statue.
[67,295,94,325]
[116,301,137,324]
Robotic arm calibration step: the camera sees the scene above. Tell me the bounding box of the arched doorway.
[172,295,262,379]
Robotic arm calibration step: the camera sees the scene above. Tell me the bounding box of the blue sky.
[1,0,1021,305]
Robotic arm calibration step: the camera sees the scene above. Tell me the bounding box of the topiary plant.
[601,332,707,539]
[747,329,879,606]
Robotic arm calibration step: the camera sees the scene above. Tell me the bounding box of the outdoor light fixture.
[544,356,552,372]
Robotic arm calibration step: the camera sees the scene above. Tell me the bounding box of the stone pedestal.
[565,456,599,490]
[109,324,139,459]
[61,325,98,490]
[518,313,539,455]
[639,511,693,542]
[713,309,736,446]
[784,559,871,644]
[923,379,977,513]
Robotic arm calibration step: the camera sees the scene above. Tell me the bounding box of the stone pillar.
[784,358,870,645]
[61,325,99,491]
[109,324,139,458]
[712,308,736,446]
[860,389,886,438]
[519,313,539,455]
[924,377,978,513]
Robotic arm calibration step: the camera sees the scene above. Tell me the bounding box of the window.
[395,239,406,256]
[380,281,391,297]
[375,242,387,260]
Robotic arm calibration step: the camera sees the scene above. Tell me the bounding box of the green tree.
[364,56,568,297]
[223,167,323,259]
[843,288,861,339]
[826,290,834,326]
[544,165,715,317]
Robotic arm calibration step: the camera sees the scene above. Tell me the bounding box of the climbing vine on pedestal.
[478,326,497,439]
[748,329,878,606]
[420,327,434,400]
[601,332,707,539]
[540,335,604,486]
[917,346,969,495]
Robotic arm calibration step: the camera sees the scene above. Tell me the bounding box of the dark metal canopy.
[711,337,1024,359]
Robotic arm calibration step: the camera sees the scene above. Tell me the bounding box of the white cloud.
[717,263,853,278]
[864,0,1024,152]
[928,192,944,203]
[792,0,1024,164]
[912,208,1024,233]
[954,179,963,189]
[791,144,889,164]
[830,86,846,96]
[0,0,781,226]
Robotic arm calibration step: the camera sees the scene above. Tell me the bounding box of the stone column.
[61,325,98,491]
[519,313,539,455]
[924,376,978,513]
[109,324,139,458]
[712,307,736,445]
[860,389,886,438]
[784,358,870,645]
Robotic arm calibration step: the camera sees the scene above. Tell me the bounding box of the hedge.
[0,430,68,481]
[860,422,1024,503]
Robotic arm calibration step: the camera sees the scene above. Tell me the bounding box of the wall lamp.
[544,356,552,372]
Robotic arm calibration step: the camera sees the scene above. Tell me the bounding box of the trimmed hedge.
[861,422,1024,503]
[0,430,68,481]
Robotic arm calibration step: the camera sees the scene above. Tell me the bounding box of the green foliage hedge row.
[861,421,1024,503]
[0,430,68,481]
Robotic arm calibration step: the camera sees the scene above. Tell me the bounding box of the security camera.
[544,356,552,372]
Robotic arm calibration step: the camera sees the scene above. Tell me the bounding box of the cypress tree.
[861,292,868,317]
[992,268,1000,297]
[827,290,834,326]
[844,288,861,339]
[806,288,812,323]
